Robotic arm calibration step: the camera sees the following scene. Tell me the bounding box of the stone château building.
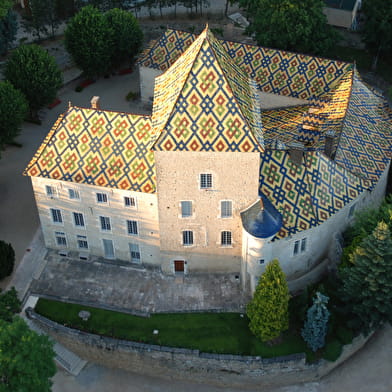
[24,27,392,293]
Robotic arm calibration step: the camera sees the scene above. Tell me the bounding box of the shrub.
[323,339,343,361]
[0,240,15,280]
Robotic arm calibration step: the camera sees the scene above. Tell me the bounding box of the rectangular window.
[46,185,57,197]
[50,208,62,223]
[301,238,307,252]
[259,259,265,265]
[55,231,67,246]
[293,240,300,255]
[182,230,193,246]
[200,173,212,189]
[221,231,232,246]
[127,220,138,235]
[96,193,108,203]
[100,216,111,231]
[73,212,85,227]
[102,239,115,259]
[68,188,80,200]
[181,201,192,217]
[348,204,356,218]
[221,200,232,218]
[77,235,88,249]
[129,243,141,262]
[124,196,136,208]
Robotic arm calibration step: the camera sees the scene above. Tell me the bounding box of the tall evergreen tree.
[340,221,392,333]
[301,292,330,352]
[246,259,290,342]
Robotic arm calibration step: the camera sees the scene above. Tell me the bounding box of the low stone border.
[26,308,374,389]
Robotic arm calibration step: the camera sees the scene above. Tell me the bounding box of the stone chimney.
[91,96,100,110]
[288,141,304,166]
[324,130,336,158]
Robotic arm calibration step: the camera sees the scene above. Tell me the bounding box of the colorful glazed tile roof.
[335,73,392,182]
[138,28,352,100]
[25,28,392,241]
[259,150,369,239]
[24,107,156,193]
[151,28,263,152]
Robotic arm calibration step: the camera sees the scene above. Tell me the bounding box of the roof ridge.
[150,29,206,147]
[205,29,264,151]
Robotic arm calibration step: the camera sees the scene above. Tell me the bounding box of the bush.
[0,240,15,280]
[322,339,343,361]
[0,287,21,322]
[335,326,354,345]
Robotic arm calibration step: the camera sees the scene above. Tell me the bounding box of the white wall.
[31,177,161,266]
[139,66,162,104]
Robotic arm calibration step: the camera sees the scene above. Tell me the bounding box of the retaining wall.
[27,309,374,389]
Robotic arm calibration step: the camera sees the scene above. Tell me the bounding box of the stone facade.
[32,176,161,266]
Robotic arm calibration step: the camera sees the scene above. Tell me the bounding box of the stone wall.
[28,309,374,389]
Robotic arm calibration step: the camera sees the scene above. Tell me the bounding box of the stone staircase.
[23,296,87,376]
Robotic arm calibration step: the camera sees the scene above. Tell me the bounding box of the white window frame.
[68,188,80,200]
[54,231,67,247]
[221,230,232,247]
[72,212,85,228]
[180,200,193,218]
[124,196,137,209]
[293,238,307,255]
[126,220,139,236]
[220,200,233,218]
[50,208,63,224]
[77,234,89,249]
[46,185,58,198]
[200,173,213,189]
[96,192,108,204]
[182,230,194,246]
[99,216,111,231]
[129,243,141,263]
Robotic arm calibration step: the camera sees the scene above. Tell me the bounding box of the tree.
[240,0,338,55]
[0,287,21,322]
[0,81,28,150]
[301,292,330,352]
[340,221,392,333]
[0,0,12,19]
[105,8,143,67]
[246,259,290,342]
[0,9,17,56]
[0,317,56,392]
[64,6,113,78]
[0,240,15,280]
[361,0,392,70]
[4,44,62,119]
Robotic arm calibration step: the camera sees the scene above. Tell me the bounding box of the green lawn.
[35,298,309,358]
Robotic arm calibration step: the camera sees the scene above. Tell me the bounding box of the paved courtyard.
[31,251,248,314]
